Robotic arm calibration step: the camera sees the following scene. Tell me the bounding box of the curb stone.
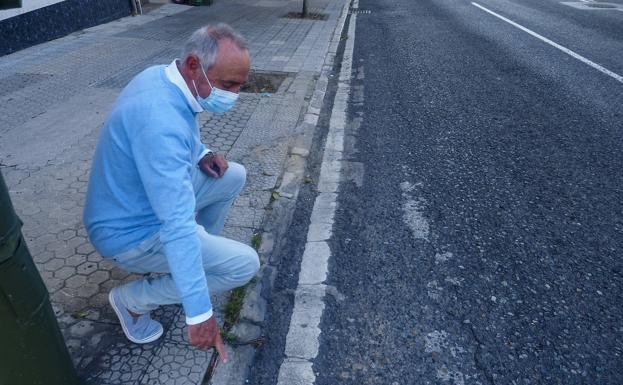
[276,0,357,382]
[208,1,352,383]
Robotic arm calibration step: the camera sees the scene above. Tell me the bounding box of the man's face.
[193,39,250,98]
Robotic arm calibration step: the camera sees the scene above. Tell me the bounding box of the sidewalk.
[0,0,348,383]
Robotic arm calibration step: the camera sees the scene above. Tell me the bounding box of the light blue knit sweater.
[84,65,211,318]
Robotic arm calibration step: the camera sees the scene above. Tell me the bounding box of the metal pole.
[302,0,308,18]
[130,0,138,15]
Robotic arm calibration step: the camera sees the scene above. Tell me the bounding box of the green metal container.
[0,171,80,385]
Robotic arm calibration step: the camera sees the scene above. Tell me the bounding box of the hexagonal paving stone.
[65,275,87,289]
[77,261,98,275]
[65,254,87,267]
[42,276,64,292]
[44,258,66,272]
[110,267,130,281]
[55,245,77,259]
[46,240,65,252]
[66,236,86,250]
[75,283,99,298]
[76,242,95,255]
[57,229,77,241]
[35,250,56,264]
[99,279,116,293]
[98,259,115,270]
[87,251,102,262]
[54,266,77,280]
[90,292,110,309]
[139,341,212,385]
[88,270,110,285]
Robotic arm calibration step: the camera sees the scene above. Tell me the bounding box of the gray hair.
[181,24,247,70]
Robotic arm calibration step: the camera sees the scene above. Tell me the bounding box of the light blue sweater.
[84,65,211,318]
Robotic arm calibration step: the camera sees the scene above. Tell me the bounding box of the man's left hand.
[199,153,228,178]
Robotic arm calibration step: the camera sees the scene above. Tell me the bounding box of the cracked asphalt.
[311,0,623,384]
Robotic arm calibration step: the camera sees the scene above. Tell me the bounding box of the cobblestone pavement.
[0,0,347,383]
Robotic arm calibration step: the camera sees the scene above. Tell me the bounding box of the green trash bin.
[0,171,80,385]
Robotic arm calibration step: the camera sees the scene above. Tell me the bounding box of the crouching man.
[83,24,259,363]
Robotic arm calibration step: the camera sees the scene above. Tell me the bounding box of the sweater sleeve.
[130,111,212,320]
[198,143,212,162]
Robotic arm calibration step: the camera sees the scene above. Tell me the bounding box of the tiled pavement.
[0,0,347,383]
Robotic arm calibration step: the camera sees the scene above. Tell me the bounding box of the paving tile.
[138,342,212,385]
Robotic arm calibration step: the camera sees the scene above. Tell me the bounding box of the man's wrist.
[198,150,215,169]
[198,148,213,161]
[204,150,214,157]
[186,309,213,325]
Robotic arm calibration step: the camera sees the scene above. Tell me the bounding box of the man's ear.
[185,55,201,75]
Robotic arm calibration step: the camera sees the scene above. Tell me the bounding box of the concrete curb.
[208,1,352,383]
[276,0,357,383]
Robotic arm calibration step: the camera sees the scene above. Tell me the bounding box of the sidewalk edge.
[207,1,352,383]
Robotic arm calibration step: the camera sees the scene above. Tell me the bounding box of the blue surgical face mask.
[192,65,239,114]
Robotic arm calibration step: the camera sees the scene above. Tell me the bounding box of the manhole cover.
[241,71,290,93]
[586,3,617,7]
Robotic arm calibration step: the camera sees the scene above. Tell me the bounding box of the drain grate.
[349,7,371,14]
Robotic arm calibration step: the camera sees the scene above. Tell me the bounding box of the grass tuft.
[223,286,246,329]
[220,330,238,344]
[251,232,262,251]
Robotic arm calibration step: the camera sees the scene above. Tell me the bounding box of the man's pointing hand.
[188,316,229,363]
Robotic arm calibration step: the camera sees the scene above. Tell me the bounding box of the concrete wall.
[0,0,132,56]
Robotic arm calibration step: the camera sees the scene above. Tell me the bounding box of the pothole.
[241,71,290,93]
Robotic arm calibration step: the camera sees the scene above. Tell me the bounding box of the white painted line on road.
[276,0,357,384]
[472,2,623,84]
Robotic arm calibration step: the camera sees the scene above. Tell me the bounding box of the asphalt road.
[309,0,623,384]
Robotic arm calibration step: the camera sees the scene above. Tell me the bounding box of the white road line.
[472,2,623,84]
[275,1,357,384]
